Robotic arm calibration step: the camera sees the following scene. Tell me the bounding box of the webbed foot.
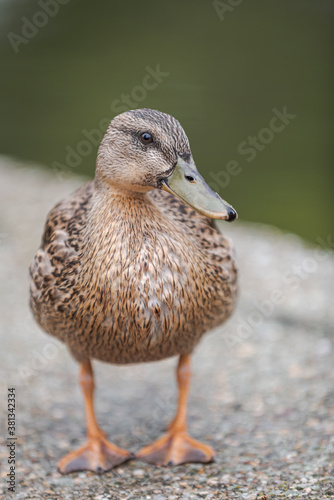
[58,434,132,474]
[136,431,215,466]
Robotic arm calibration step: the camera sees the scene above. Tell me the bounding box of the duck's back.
[29,182,237,364]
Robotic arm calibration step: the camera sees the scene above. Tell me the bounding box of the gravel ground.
[0,158,333,499]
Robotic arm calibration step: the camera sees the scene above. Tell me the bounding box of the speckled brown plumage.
[30,182,237,364]
[30,110,237,365]
[29,108,238,472]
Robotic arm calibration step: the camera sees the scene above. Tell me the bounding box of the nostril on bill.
[185,175,196,182]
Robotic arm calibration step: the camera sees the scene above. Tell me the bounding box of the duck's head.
[96,108,237,221]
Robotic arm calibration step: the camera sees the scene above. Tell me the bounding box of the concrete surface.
[0,158,333,499]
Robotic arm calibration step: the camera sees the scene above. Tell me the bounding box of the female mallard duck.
[29,108,238,474]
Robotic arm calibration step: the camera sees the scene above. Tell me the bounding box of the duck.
[29,108,238,474]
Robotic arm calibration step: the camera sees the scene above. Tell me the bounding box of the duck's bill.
[160,157,238,221]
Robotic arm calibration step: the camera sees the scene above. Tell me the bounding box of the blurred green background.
[0,0,333,243]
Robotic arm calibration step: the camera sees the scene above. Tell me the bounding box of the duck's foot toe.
[58,436,133,474]
[135,431,215,466]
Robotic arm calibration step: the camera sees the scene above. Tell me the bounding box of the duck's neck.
[79,184,167,280]
[87,182,160,238]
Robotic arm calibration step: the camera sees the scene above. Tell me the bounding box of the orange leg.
[58,360,132,474]
[136,354,215,466]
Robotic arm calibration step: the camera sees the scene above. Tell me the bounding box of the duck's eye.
[140,132,153,144]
